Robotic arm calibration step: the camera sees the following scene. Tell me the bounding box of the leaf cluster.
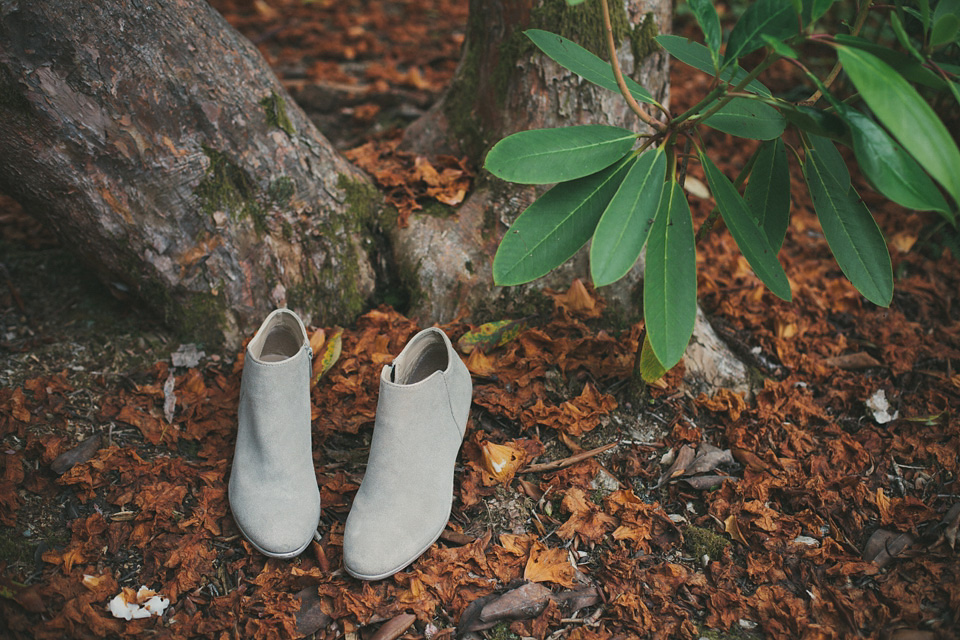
[484,0,960,374]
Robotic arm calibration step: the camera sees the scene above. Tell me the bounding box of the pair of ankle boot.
[228,309,472,580]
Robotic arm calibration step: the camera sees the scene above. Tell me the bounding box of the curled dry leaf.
[823,352,883,370]
[546,278,603,318]
[724,515,748,545]
[657,443,735,488]
[461,582,601,633]
[551,585,602,612]
[936,503,959,550]
[680,474,734,489]
[480,440,527,485]
[465,349,498,377]
[731,447,778,474]
[309,328,326,355]
[50,433,101,475]
[369,613,416,640]
[863,528,914,567]
[479,582,553,624]
[296,586,331,637]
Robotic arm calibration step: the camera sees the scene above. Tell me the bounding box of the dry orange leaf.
[724,515,748,545]
[466,349,498,377]
[309,328,326,355]
[547,279,603,318]
[524,541,575,587]
[480,440,526,484]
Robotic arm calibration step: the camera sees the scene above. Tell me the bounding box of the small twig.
[521,442,618,474]
[599,0,665,131]
[805,0,875,105]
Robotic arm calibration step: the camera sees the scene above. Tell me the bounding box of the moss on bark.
[260,90,296,136]
[194,146,267,232]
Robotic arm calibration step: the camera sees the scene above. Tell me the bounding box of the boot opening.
[396,332,448,384]
[250,312,306,363]
[258,326,301,362]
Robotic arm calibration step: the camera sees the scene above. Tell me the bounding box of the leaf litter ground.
[2,2,960,639]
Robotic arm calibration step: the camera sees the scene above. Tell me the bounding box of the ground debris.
[2,4,960,640]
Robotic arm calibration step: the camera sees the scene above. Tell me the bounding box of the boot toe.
[342,506,447,580]
[231,490,320,558]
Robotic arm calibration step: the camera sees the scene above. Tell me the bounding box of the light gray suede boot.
[343,327,472,580]
[229,308,321,558]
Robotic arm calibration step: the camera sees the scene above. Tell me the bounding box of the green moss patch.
[260,90,296,136]
[632,12,661,62]
[194,146,267,232]
[682,524,730,560]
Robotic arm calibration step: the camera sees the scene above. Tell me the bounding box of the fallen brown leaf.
[369,612,416,640]
[480,582,553,625]
[524,541,575,587]
[823,352,883,370]
[50,434,101,475]
[863,529,914,567]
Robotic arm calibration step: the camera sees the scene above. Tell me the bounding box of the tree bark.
[0,0,379,349]
[396,0,749,394]
[396,0,671,323]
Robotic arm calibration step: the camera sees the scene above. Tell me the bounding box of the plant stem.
[804,0,874,105]
[689,54,774,125]
[599,0,666,131]
[673,85,726,127]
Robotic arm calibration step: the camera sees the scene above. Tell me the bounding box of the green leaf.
[840,106,951,217]
[689,0,722,62]
[723,0,798,66]
[933,0,960,27]
[484,125,636,185]
[566,0,587,4]
[779,104,850,143]
[809,0,836,24]
[918,0,932,33]
[643,180,697,370]
[703,97,786,139]
[761,34,799,58]
[833,35,946,90]
[744,138,791,251]
[701,150,792,300]
[804,145,893,307]
[949,79,960,106]
[890,12,924,60]
[837,45,960,208]
[931,13,960,47]
[591,148,667,286]
[525,30,657,105]
[493,157,635,286]
[639,333,667,383]
[807,135,849,191]
[655,35,773,96]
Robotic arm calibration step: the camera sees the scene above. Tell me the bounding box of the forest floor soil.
[1,2,958,639]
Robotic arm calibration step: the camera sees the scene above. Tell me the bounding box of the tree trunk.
[396,0,671,323]
[397,0,749,394]
[0,0,379,349]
